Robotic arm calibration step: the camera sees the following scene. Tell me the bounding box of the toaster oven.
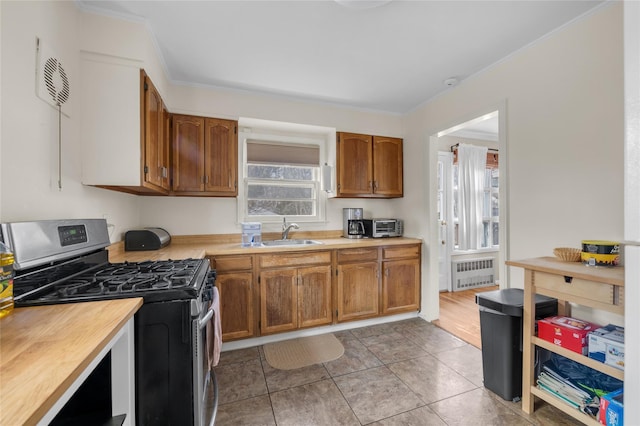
[363,219,403,238]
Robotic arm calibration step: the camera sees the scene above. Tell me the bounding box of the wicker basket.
[553,247,582,262]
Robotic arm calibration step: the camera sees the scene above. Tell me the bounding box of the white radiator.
[451,257,496,291]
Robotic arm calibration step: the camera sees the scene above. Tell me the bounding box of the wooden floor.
[433,285,499,349]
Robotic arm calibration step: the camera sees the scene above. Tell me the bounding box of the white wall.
[0,1,140,241]
[401,2,623,320]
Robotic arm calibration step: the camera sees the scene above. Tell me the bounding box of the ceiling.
[446,113,499,141]
[77,0,604,115]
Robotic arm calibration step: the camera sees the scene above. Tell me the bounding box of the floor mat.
[263,333,344,370]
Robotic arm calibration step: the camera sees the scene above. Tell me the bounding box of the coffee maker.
[343,208,366,239]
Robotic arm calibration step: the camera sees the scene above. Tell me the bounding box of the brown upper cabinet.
[142,72,171,192]
[80,63,170,195]
[171,115,238,196]
[336,132,403,198]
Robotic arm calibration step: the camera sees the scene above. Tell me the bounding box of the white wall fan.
[36,38,71,190]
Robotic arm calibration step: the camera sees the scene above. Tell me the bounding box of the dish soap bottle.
[0,241,15,318]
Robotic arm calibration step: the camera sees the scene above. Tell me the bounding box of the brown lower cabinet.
[209,255,256,342]
[211,242,421,340]
[336,247,380,322]
[381,245,421,314]
[259,251,332,335]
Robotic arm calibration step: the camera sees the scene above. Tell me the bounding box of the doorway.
[428,106,508,346]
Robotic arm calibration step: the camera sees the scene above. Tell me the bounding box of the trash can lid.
[475,288,556,317]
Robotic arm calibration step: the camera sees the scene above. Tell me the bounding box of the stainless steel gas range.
[1,219,218,426]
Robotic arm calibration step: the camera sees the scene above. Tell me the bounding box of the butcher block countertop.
[0,298,142,426]
[108,230,423,262]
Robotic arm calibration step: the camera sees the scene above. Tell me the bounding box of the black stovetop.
[14,253,210,306]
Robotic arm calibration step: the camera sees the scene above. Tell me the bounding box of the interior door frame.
[425,100,509,320]
[437,151,453,292]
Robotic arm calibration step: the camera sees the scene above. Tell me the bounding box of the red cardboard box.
[537,316,600,355]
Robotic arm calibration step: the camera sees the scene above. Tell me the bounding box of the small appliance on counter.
[343,208,366,239]
[241,222,262,247]
[124,227,171,251]
[363,219,403,238]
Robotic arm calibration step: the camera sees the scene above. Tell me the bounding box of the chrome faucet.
[281,217,299,240]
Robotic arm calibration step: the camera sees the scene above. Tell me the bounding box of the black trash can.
[475,288,557,401]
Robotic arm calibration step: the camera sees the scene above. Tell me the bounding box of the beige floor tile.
[214,394,276,426]
[270,378,360,426]
[333,365,425,424]
[431,343,484,387]
[350,322,397,339]
[428,388,533,425]
[401,326,468,354]
[218,346,261,366]
[369,405,448,426]
[324,337,382,377]
[387,354,477,404]
[214,358,268,405]
[359,331,429,363]
[261,359,330,393]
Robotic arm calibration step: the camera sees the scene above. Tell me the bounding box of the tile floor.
[213,318,582,425]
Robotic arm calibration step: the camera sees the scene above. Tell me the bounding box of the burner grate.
[16,258,207,304]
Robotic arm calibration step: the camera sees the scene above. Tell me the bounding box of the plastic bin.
[475,288,557,401]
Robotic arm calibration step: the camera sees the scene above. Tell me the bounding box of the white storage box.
[588,324,624,370]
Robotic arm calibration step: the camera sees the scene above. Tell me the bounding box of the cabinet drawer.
[259,251,331,268]
[337,247,378,263]
[534,271,623,307]
[213,255,253,272]
[383,245,420,260]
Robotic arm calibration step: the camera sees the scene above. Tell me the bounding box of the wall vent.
[36,37,71,116]
[451,257,496,291]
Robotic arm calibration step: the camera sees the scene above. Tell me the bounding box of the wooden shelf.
[507,257,624,424]
[530,387,600,426]
[533,337,624,381]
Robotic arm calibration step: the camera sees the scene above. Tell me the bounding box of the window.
[483,168,499,248]
[239,135,328,223]
[452,159,499,250]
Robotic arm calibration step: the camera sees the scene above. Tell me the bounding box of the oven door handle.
[199,308,214,329]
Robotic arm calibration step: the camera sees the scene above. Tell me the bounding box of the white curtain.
[457,143,488,250]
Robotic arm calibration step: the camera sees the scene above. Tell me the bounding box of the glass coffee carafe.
[343,208,365,239]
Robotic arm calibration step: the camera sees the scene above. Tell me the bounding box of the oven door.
[193,281,219,426]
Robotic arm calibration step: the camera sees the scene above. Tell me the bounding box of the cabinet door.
[260,269,298,334]
[172,115,205,192]
[204,118,238,196]
[382,258,420,314]
[217,271,255,341]
[298,265,333,329]
[337,132,373,196]
[336,262,379,322]
[373,136,403,197]
[161,105,171,190]
[142,75,168,191]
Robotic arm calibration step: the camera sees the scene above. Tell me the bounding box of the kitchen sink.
[260,239,323,247]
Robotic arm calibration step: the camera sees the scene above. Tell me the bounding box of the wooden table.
[507,257,624,425]
[0,298,142,425]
